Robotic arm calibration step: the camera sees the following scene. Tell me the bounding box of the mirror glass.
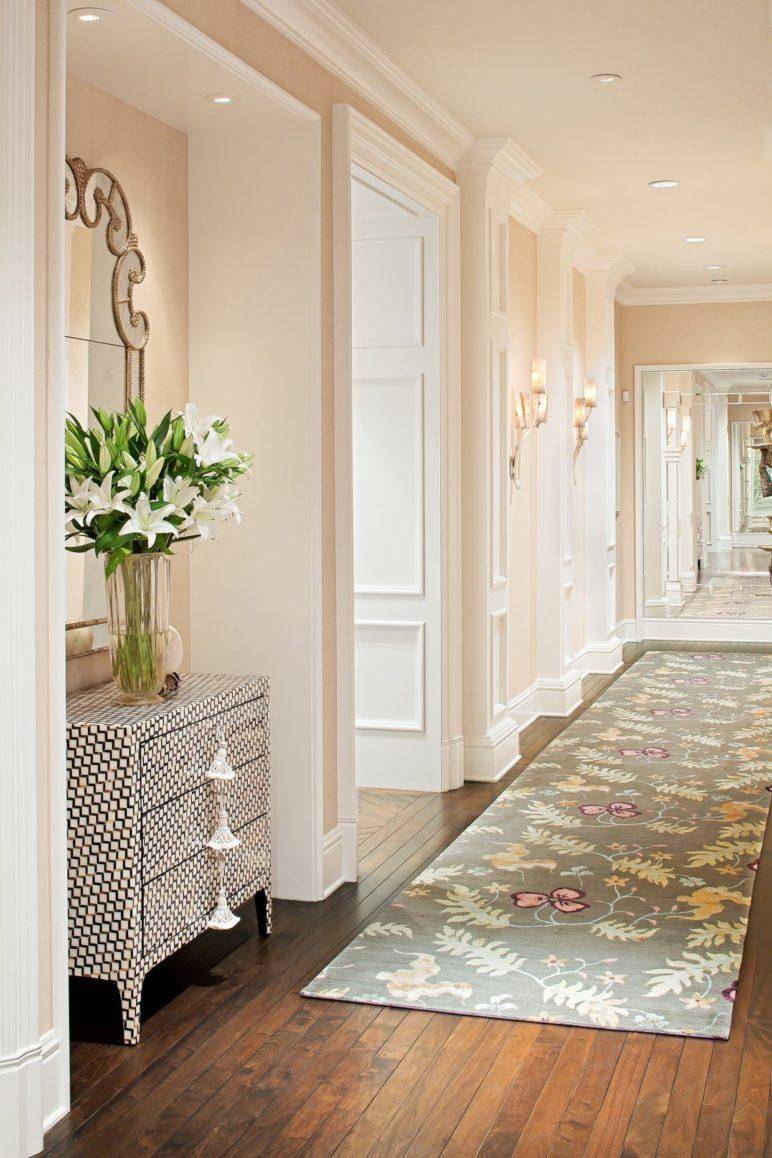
[641,368,772,622]
[65,178,139,654]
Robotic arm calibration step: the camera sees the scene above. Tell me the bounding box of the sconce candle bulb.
[583,378,597,410]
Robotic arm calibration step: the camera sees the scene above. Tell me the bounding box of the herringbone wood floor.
[45,642,772,1156]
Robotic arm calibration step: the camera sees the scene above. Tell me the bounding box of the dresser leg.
[254,888,271,936]
[116,976,143,1045]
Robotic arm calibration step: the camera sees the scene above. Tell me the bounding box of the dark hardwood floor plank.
[44,642,771,1158]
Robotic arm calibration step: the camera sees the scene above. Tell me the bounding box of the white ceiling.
[333,0,772,289]
[66,0,304,134]
[700,367,772,394]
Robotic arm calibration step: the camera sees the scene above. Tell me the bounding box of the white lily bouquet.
[65,400,252,702]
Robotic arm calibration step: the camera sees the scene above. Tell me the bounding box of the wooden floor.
[46,642,772,1157]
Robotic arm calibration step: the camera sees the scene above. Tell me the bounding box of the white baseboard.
[463,715,519,782]
[508,668,583,728]
[1,1029,67,1157]
[615,618,639,643]
[442,734,465,789]
[42,1029,67,1134]
[641,617,772,643]
[573,635,624,675]
[322,826,345,898]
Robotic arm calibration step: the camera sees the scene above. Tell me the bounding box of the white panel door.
[351,168,441,791]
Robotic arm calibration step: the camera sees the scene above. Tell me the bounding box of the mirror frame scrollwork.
[64,155,149,404]
[65,156,149,646]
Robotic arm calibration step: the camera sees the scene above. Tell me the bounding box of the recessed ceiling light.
[684,236,707,243]
[205,93,234,105]
[590,73,622,85]
[711,278,728,285]
[649,179,679,189]
[703,264,724,271]
[70,6,113,20]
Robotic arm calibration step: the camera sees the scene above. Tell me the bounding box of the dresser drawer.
[141,814,270,957]
[141,754,270,882]
[139,694,268,811]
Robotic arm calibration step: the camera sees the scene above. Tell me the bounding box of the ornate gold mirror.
[65,157,149,655]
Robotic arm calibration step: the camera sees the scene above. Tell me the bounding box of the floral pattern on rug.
[302,652,772,1038]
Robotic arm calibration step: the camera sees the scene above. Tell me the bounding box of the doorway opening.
[349,164,443,851]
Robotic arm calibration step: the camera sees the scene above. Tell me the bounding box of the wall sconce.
[572,378,597,483]
[509,356,548,490]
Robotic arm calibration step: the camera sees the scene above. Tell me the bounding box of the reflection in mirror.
[65,157,148,654]
[641,367,772,622]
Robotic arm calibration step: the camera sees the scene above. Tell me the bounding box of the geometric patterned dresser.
[66,674,270,1044]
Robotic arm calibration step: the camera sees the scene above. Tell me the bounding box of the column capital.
[457,136,542,185]
[582,255,636,297]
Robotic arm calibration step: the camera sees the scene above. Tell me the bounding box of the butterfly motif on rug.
[511,887,590,913]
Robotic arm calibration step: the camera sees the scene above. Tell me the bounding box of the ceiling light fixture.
[711,278,728,285]
[590,73,622,85]
[205,93,234,104]
[649,179,679,189]
[684,236,707,243]
[70,6,113,20]
[703,264,724,271]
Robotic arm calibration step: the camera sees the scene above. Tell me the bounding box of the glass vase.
[105,553,170,705]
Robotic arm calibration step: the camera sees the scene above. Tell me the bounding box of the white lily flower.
[162,475,200,516]
[182,402,218,441]
[65,471,129,526]
[181,494,222,542]
[119,493,178,548]
[194,428,237,468]
[66,476,97,525]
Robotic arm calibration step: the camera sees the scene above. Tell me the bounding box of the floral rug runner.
[302,652,771,1037]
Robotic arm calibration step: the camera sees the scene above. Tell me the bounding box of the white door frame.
[332,105,462,884]
[1,0,69,1152]
[634,361,772,643]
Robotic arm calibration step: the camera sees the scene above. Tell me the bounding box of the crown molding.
[241,0,474,167]
[579,254,636,291]
[616,281,772,306]
[457,136,542,184]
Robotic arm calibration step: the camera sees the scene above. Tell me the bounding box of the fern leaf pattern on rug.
[302,652,772,1038]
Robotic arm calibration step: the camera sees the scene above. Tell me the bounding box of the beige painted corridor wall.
[65,76,190,691]
[507,218,538,699]
[615,299,772,620]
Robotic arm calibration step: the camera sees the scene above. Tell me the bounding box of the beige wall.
[616,300,772,619]
[507,217,538,699]
[158,0,452,833]
[65,76,191,691]
[571,268,587,659]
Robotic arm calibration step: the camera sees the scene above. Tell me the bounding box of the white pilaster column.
[458,139,541,780]
[0,2,47,1155]
[664,446,685,606]
[713,397,731,551]
[532,215,590,712]
[679,413,697,591]
[580,257,633,672]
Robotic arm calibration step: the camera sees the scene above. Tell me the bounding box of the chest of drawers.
[66,674,271,1044]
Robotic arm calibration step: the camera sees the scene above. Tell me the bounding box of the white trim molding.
[463,716,520,782]
[322,826,346,897]
[1,3,51,1155]
[127,0,319,122]
[640,618,772,644]
[615,618,639,643]
[242,0,473,166]
[617,281,772,306]
[332,104,463,884]
[573,639,625,675]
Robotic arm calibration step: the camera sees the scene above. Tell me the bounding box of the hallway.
[671,548,772,620]
[46,644,771,1157]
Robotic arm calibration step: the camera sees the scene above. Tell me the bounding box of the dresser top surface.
[67,673,267,728]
